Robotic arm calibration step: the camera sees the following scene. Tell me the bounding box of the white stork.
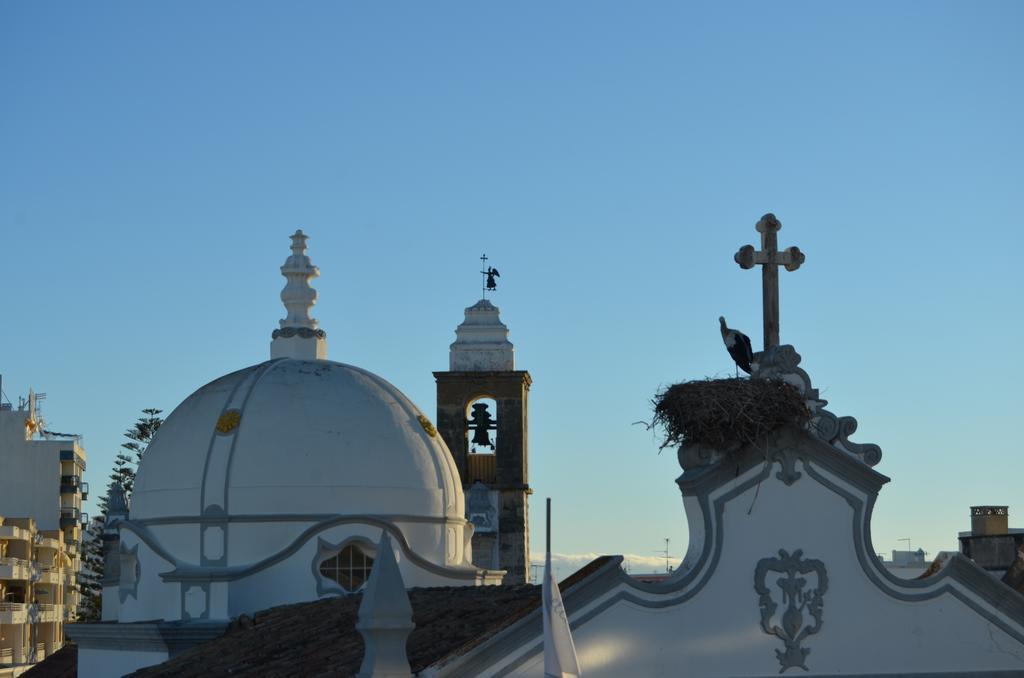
[719,316,753,376]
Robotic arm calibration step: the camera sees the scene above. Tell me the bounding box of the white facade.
[432,346,1024,677]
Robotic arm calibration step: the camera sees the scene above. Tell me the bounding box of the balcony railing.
[59,507,80,528]
[0,602,27,612]
[81,481,89,499]
[0,525,30,541]
[0,556,30,569]
[59,449,86,470]
[0,647,12,662]
[60,475,82,495]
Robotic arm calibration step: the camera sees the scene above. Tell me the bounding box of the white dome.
[131,358,463,522]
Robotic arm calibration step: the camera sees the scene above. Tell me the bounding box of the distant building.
[0,383,87,675]
[0,517,78,675]
[959,506,1024,575]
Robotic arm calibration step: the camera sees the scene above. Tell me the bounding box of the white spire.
[449,299,514,371]
[270,230,328,360]
[279,229,319,329]
[355,532,415,678]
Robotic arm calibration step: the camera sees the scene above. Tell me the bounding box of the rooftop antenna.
[654,538,674,574]
[480,254,500,299]
[899,538,912,551]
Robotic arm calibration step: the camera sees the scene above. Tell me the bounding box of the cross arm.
[734,245,805,271]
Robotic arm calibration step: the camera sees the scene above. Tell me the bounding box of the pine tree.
[77,408,163,621]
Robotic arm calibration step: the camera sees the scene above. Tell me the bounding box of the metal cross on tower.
[734,213,805,351]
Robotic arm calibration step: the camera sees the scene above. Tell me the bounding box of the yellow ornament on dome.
[417,414,437,438]
[216,410,242,434]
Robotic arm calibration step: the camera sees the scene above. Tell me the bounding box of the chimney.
[970,506,1009,536]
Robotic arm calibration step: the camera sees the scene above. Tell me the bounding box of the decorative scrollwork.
[754,345,882,468]
[754,549,828,673]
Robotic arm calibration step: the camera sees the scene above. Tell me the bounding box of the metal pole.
[546,497,551,555]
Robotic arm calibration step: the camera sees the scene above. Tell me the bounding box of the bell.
[471,426,493,448]
[468,402,495,450]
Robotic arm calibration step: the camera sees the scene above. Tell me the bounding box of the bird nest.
[652,378,810,453]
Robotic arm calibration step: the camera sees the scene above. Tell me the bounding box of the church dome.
[105,231,497,628]
[131,357,463,522]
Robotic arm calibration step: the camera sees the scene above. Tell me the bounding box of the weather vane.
[480,254,500,298]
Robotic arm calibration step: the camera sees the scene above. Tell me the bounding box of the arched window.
[318,544,374,593]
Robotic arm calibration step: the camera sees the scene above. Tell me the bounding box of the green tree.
[77,408,163,621]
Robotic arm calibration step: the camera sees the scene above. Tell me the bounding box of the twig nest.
[652,378,810,457]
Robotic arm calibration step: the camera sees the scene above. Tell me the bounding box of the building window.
[318,544,374,592]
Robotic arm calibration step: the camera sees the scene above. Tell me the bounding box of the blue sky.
[1,2,1021,569]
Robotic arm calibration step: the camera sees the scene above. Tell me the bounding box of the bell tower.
[434,297,531,584]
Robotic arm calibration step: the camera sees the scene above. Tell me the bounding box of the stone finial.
[271,230,328,360]
[356,532,414,678]
[449,299,514,371]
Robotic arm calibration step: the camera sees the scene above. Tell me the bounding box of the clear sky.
[1,2,1021,572]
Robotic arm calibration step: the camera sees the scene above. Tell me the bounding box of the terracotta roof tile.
[19,643,77,678]
[130,585,540,677]
[26,557,615,678]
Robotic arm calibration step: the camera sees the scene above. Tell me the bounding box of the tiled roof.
[130,585,540,678]
[24,556,614,678]
[19,643,77,678]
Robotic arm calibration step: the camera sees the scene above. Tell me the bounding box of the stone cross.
[734,213,805,351]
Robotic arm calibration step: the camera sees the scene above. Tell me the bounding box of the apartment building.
[0,385,87,675]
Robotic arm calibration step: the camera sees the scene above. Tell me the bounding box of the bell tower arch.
[434,298,531,584]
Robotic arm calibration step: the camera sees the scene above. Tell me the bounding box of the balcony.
[81,481,89,500]
[0,525,30,542]
[0,647,12,663]
[0,556,32,581]
[37,566,62,585]
[59,448,86,470]
[36,535,63,551]
[59,507,79,530]
[59,474,81,495]
[36,603,62,622]
[0,602,28,624]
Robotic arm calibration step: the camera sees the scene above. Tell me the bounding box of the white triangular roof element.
[356,531,415,678]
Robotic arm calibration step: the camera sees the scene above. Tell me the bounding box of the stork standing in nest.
[719,316,753,376]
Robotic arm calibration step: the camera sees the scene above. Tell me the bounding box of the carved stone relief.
[754,549,828,672]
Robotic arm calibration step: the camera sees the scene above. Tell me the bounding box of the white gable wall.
[437,428,1024,677]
